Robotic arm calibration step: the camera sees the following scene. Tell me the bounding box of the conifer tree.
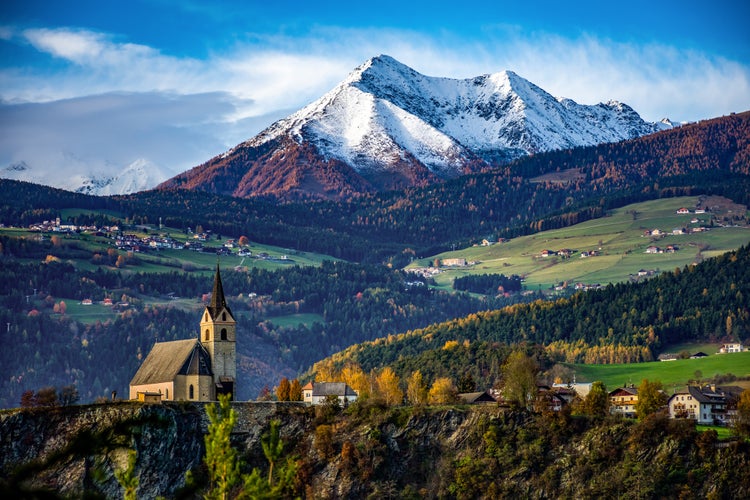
[204,394,241,500]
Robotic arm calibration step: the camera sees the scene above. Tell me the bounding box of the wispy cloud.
[1,24,748,186]
[4,25,748,123]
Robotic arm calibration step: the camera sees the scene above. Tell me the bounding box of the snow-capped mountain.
[1,157,170,196]
[163,54,670,200]
[258,55,667,166]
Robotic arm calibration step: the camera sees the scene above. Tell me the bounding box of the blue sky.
[1,0,749,181]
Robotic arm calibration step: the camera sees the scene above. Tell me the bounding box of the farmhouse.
[609,386,638,417]
[302,382,358,406]
[719,343,745,353]
[668,385,742,425]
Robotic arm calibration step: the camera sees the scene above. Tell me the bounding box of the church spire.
[208,263,232,318]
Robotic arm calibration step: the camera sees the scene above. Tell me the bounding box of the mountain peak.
[160,55,667,200]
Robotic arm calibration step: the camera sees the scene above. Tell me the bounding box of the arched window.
[221,328,227,340]
[189,385,194,399]
[222,312,227,321]
[204,312,208,322]
[166,389,169,400]
[205,329,210,341]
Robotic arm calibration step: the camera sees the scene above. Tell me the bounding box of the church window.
[166,389,169,399]
[204,313,208,322]
[221,328,227,340]
[222,312,227,321]
[189,385,194,399]
[205,329,210,341]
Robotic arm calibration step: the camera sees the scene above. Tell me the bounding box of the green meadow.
[566,351,750,391]
[411,196,750,290]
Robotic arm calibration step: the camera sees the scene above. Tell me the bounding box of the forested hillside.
[314,243,750,387]
[0,238,528,406]
[1,112,748,265]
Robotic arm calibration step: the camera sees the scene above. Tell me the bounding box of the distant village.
[25,217,290,261]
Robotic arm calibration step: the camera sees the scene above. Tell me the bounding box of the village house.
[609,386,638,417]
[129,265,236,402]
[676,208,690,214]
[302,382,358,406]
[658,353,679,362]
[668,385,742,425]
[458,390,497,404]
[441,258,467,267]
[719,343,745,353]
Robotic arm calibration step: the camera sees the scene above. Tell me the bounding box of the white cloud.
[1,24,748,191]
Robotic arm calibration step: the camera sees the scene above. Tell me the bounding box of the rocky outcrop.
[2,402,748,499]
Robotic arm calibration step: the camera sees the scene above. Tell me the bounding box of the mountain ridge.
[160,55,669,200]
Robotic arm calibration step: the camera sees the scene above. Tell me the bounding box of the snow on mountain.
[1,156,170,196]
[241,55,669,179]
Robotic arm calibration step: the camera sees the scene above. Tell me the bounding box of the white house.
[302,382,358,406]
[719,343,745,353]
[667,385,740,425]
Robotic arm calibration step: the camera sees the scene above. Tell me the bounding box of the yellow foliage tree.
[375,367,403,406]
[406,370,428,406]
[428,377,458,405]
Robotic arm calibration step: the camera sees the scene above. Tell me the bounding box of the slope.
[313,243,750,385]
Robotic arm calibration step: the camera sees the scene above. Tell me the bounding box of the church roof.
[207,263,233,319]
[130,339,212,386]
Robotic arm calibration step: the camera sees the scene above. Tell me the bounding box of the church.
[129,265,236,402]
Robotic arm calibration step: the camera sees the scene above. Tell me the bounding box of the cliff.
[1,401,749,498]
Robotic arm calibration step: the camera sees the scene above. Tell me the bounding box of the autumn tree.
[375,367,403,406]
[289,379,303,402]
[502,351,539,409]
[275,377,291,401]
[733,389,750,439]
[58,384,79,406]
[635,379,667,420]
[406,370,428,406]
[428,377,458,404]
[238,235,249,246]
[340,363,370,398]
[35,386,59,407]
[576,381,609,418]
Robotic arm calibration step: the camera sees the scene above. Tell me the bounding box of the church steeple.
[200,262,236,400]
[208,263,232,319]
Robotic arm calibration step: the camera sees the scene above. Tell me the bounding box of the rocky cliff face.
[2,402,748,499]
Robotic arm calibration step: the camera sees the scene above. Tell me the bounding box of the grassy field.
[566,351,750,391]
[409,196,750,290]
[2,222,339,324]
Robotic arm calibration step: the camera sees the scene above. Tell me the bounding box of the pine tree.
[204,394,241,500]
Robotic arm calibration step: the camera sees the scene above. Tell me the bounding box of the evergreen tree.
[204,394,241,500]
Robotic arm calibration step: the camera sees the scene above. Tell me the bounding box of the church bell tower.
[200,264,236,399]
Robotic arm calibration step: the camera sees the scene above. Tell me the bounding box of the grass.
[696,425,735,440]
[409,196,750,290]
[566,351,750,391]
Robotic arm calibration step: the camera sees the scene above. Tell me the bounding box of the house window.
[221,328,227,340]
[189,385,194,399]
[205,329,210,341]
